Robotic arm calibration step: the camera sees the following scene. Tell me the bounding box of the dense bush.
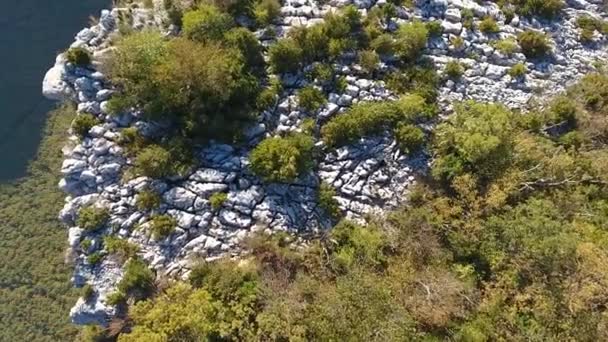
[77,206,110,231]
[66,47,91,67]
[394,21,429,62]
[321,94,431,148]
[518,30,551,58]
[444,60,464,79]
[576,15,607,42]
[268,38,303,74]
[359,50,380,74]
[224,27,265,71]
[135,189,161,211]
[71,114,99,138]
[182,5,234,42]
[385,63,439,102]
[106,32,258,140]
[426,20,443,37]
[250,133,315,182]
[148,214,176,240]
[104,236,139,263]
[133,145,173,178]
[297,86,326,112]
[253,0,281,27]
[81,284,94,301]
[432,101,515,183]
[478,16,499,33]
[117,258,155,301]
[508,62,528,78]
[318,182,341,220]
[395,123,425,153]
[508,0,564,19]
[492,38,519,55]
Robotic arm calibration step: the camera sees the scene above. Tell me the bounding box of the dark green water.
[0,0,107,181]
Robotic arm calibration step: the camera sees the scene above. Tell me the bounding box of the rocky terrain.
[42,0,608,325]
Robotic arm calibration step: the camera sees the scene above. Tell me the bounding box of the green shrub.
[117,258,155,300]
[210,192,228,210]
[571,73,608,111]
[148,214,176,240]
[576,15,607,42]
[385,64,439,103]
[297,86,326,112]
[87,252,103,265]
[106,291,127,306]
[254,0,281,27]
[71,114,99,138]
[80,238,92,252]
[329,220,388,271]
[318,182,341,220]
[426,20,443,37]
[445,60,464,79]
[256,79,282,110]
[492,38,519,55]
[136,189,161,211]
[224,27,265,71]
[289,24,330,62]
[368,34,393,55]
[432,101,515,183]
[359,50,380,74]
[450,36,465,49]
[78,325,107,341]
[182,5,234,42]
[559,131,584,149]
[300,118,316,134]
[77,206,110,231]
[478,17,499,33]
[549,95,578,123]
[508,62,528,78]
[133,145,172,178]
[107,32,258,139]
[321,95,430,148]
[518,30,551,58]
[395,124,425,153]
[461,8,474,30]
[250,133,315,182]
[268,38,303,74]
[82,284,94,301]
[104,236,139,262]
[66,47,91,67]
[394,21,429,62]
[513,0,563,19]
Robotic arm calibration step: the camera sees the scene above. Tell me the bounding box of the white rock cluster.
[42,0,608,325]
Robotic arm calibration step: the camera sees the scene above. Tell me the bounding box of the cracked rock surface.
[42,0,608,325]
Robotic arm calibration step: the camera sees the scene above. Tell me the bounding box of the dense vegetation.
[0,106,78,341]
[84,57,608,340]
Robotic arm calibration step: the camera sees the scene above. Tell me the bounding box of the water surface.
[0,0,108,181]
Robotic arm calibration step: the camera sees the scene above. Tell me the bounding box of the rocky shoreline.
[42,0,608,325]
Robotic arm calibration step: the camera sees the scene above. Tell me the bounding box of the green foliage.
[394,21,429,62]
[133,145,172,178]
[0,106,78,340]
[104,236,139,262]
[250,133,315,182]
[182,5,234,42]
[86,252,104,265]
[209,192,228,210]
[432,101,515,183]
[461,8,474,30]
[268,38,303,74]
[509,0,564,19]
[445,60,464,79]
[117,258,155,301]
[571,73,608,112]
[385,63,439,102]
[253,0,281,27]
[395,123,425,153]
[77,206,110,232]
[492,38,519,55]
[82,284,94,301]
[321,94,432,148]
[66,47,91,67]
[224,27,265,71]
[106,291,127,306]
[508,62,528,78]
[370,33,395,55]
[297,86,326,112]
[359,49,380,74]
[106,32,258,140]
[426,20,443,36]
[549,95,578,123]
[478,16,499,33]
[576,15,608,42]
[136,189,161,211]
[148,214,176,240]
[71,114,99,138]
[518,30,551,58]
[318,182,341,220]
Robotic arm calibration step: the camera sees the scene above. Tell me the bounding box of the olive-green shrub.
[250,133,315,182]
[77,206,110,231]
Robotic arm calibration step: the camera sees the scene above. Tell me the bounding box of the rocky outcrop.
[43,0,608,325]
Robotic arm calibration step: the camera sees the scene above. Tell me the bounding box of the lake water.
[0,0,108,181]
